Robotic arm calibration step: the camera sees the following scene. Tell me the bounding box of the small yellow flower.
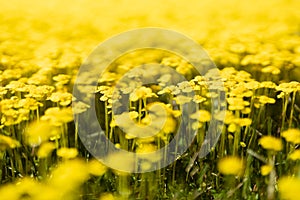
[259,136,282,151]
[99,193,115,200]
[190,110,211,122]
[260,165,273,176]
[37,142,56,158]
[88,159,107,176]
[278,176,300,200]
[48,159,89,192]
[281,129,300,144]
[261,65,280,75]
[288,150,300,160]
[57,147,78,159]
[0,134,20,150]
[218,156,244,176]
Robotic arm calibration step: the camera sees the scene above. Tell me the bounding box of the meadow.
[0,0,300,199]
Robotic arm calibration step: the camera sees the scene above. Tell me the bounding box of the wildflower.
[129,86,156,101]
[259,81,277,89]
[48,159,90,192]
[278,176,300,200]
[174,95,192,105]
[190,110,211,122]
[99,193,115,200]
[53,74,71,84]
[72,101,90,114]
[57,147,78,159]
[260,165,273,176]
[0,134,20,150]
[259,136,282,151]
[88,159,107,176]
[193,95,207,103]
[281,128,300,144]
[48,92,73,106]
[257,95,276,104]
[288,150,300,160]
[218,156,244,176]
[261,65,281,75]
[24,121,59,147]
[41,107,73,126]
[37,142,56,158]
[177,81,193,93]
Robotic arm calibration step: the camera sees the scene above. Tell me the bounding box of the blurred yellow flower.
[260,165,273,176]
[99,193,115,200]
[218,156,244,176]
[190,110,211,122]
[0,134,20,150]
[25,121,59,147]
[281,128,300,144]
[278,176,300,200]
[88,159,107,176]
[259,136,282,151]
[288,150,300,161]
[37,142,56,158]
[48,159,89,192]
[57,147,78,159]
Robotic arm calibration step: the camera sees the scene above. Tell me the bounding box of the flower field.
[1,0,300,199]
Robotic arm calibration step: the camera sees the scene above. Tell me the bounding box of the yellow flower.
[72,101,90,114]
[48,159,89,192]
[260,165,273,176]
[25,121,59,147]
[288,150,300,160]
[57,147,78,159]
[88,159,107,176]
[278,176,300,200]
[129,86,156,101]
[174,95,192,105]
[190,110,211,122]
[99,193,115,200]
[48,92,73,106]
[41,107,73,126]
[37,142,56,158]
[218,156,244,176]
[0,134,20,150]
[259,136,282,151]
[281,129,300,144]
[257,95,276,104]
[261,65,280,75]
